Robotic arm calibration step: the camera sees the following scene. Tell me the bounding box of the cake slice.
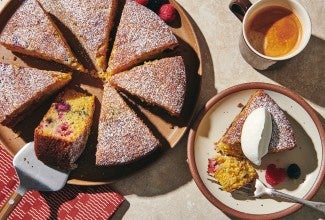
[39,0,118,76]
[110,56,186,117]
[0,63,71,127]
[216,89,296,157]
[96,85,160,166]
[208,155,257,192]
[34,89,95,170]
[208,89,296,192]
[107,1,178,77]
[0,0,85,72]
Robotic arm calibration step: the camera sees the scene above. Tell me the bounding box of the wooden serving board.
[0,0,202,185]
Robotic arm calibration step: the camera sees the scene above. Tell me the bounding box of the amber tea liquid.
[246,6,302,57]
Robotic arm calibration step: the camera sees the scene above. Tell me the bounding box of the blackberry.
[287,163,301,179]
[147,0,168,11]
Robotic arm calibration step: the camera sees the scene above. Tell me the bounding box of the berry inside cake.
[34,89,95,170]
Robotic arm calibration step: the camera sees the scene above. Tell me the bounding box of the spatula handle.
[0,191,22,220]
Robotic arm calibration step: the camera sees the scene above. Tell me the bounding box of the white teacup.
[230,0,312,70]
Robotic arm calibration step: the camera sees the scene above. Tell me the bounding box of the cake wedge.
[106,0,178,77]
[0,62,71,127]
[96,85,160,166]
[215,89,296,157]
[110,56,186,117]
[39,0,118,76]
[208,89,296,192]
[0,0,85,72]
[34,89,95,170]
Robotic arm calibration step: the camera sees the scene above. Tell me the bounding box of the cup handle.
[229,0,252,21]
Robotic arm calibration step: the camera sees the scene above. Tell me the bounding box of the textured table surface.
[111,0,325,219]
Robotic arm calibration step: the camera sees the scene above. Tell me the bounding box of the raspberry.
[147,0,168,11]
[287,163,301,179]
[208,158,217,174]
[135,0,149,6]
[265,164,286,186]
[56,122,73,136]
[158,4,177,23]
[55,101,71,112]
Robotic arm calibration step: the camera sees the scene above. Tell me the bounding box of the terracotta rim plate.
[187,82,325,219]
[0,0,202,185]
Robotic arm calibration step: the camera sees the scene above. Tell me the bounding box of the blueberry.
[287,163,301,179]
[147,0,168,11]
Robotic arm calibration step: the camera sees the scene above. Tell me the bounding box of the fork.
[235,179,325,215]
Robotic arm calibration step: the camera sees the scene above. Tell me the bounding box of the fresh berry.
[135,0,149,6]
[158,4,176,23]
[265,164,286,186]
[55,101,71,112]
[208,158,217,174]
[287,163,301,179]
[147,0,168,11]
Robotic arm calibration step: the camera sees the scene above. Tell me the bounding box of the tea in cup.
[230,0,311,70]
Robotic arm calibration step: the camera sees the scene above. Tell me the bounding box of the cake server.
[0,142,70,219]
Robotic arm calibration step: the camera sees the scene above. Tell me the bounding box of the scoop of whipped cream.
[241,107,272,166]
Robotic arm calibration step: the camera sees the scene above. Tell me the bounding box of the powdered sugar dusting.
[223,90,296,152]
[0,0,77,66]
[0,63,61,124]
[108,1,178,73]
[39,0,117,71]
[96,85,160,165]
[110,56,186,116]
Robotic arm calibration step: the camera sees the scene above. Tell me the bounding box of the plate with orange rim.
[187,82,325,219]
[0,0,202,185]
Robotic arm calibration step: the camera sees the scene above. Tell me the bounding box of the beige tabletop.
[111,0,325,219]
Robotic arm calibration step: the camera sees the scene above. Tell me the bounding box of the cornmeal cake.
[0,62,71,127]
[96,85,160,166]
[110,56,186,116]
[34,89,95,170]
[39,0,118,76]
[107,0,178,77]
[0,0,84,72]
[208,89,296,192]
[216,89,296,157]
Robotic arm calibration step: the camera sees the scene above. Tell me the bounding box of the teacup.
[230,0,311,70]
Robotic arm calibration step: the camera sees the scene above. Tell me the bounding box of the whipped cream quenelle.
[241,107,272,166]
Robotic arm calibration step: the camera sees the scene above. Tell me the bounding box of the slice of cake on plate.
[0,63,71,127]
[208,89,296,192]
[110,56,186,117]
[96,84,160,166]
[107,0,178,77]
[39,0,118,77]
[0,0,85,72]
[216,89,296,157]
[34,89,95,170]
